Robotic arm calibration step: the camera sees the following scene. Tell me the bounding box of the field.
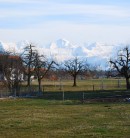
[0,78,126,93]
[38,78,126,92]
[0,78,128,100]
[0,99,130,138]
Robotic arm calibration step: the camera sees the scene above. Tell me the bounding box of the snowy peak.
[50,38,77,49]
[56,39,69,48]
[0,41,18,53]
[16,40,29,50]
[0,39,128,69]
[83,42,114,59]
[73,46,86,57]
[85,42,97,50]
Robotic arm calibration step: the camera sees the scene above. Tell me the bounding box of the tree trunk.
[73,75,77,87]
[38,78,41,92]
[14,80,20,97]
[27,73,31,93]
[126,78,130,90]
[27,65,31,91]
[27,73,31,86]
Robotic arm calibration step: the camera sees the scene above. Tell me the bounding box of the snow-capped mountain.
[0,41,17,53]
[51,39,76,60]
[46,39,120,68]
[0,39,127,69]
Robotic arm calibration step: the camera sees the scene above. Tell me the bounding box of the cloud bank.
[0,1,130,45]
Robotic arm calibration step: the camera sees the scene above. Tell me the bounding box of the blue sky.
[0,0,130,46]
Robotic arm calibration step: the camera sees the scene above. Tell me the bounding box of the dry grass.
[40,78,126,92]
[0,99,130,138]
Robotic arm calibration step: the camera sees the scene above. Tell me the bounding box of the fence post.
[0,91,2,98]
[83,92,84,100]
[63,91,64,101]
[43,86,44,92]
[14,89,16,97]
[101,79,104,90]
[93,85,94,91]
[59,79,62,90]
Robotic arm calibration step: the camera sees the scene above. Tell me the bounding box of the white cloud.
[0,21,130,47]
[0,1,130,46]
[0,2,129,20]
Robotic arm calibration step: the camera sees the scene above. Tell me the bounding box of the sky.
[0,0,130,46]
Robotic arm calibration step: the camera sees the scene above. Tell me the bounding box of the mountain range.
[0,39,127,69]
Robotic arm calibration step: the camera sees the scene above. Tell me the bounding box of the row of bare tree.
[0,44,55,96]
[0,44,130,96]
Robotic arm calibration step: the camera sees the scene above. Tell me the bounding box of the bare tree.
[21,44,36,91]
[110,46,130,89]
[64,57,88,86]
[0,52,24,96]
[33,51,54,92]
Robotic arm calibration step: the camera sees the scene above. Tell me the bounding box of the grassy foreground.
[0,99,130,138]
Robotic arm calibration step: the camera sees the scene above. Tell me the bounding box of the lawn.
[0,99,130,138]
[33,78,127,92]
[0,78,127,98]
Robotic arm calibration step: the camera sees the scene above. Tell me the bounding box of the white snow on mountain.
[83,42,113,58]
[16,40,30,51]
[0,38,128,69]
[0,41,17,53]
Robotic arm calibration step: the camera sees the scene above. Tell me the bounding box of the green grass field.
[0,99,130,138]
[0,78,126,97]
[37,78,126,92]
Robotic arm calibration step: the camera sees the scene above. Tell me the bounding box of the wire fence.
[0,87,129,101]
[42,79,126,92]
[0,86,40,98]
[37,91,130,101]
[0,79,128,99]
